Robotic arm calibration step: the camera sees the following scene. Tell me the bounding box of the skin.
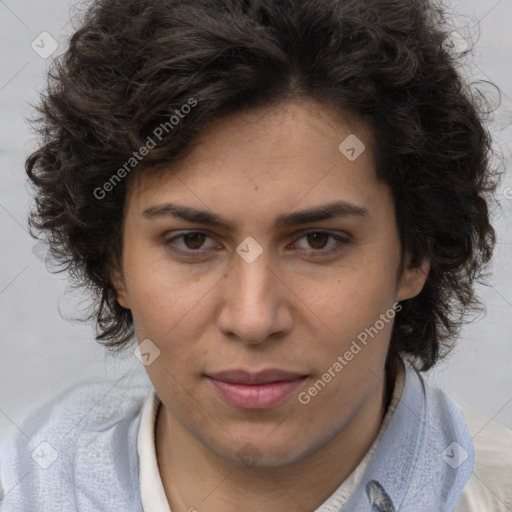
[111,99,429,511]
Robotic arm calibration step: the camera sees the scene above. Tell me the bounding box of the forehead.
[125,99,382,217]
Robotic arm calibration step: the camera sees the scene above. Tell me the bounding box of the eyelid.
[162,230,220,253]
[293,228,351,242]
[288,229,351,254]
[162,229,350,256]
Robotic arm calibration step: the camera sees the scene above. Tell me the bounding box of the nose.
[216,247,293,345]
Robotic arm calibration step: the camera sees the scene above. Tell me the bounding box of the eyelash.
[161,230,350,258]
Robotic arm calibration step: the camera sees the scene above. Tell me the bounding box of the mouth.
[206,369,308,410]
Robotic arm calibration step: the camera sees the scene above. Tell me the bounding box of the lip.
[206,369,308,409]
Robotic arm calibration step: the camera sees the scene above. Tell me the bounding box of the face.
[112,99,428,466]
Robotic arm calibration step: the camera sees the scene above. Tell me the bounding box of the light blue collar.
[1,364,473,511]
[340,363,474,511]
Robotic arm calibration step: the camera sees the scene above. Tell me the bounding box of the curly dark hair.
[26,0,499,371]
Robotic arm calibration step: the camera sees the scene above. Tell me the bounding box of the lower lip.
[208,377,306,409]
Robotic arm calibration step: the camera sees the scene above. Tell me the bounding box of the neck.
[155,371,396,512]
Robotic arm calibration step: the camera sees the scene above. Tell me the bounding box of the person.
[1,0,511,510]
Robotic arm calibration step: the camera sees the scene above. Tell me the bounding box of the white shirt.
[137,366,512,511]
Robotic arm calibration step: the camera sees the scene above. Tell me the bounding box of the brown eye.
[162,231,218,255]
[182,232,207,249]
[289,230,350,256]
[306,232,329,249]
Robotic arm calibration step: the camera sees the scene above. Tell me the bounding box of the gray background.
[0,0,511,444]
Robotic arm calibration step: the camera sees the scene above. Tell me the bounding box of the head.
[27,0,497,465]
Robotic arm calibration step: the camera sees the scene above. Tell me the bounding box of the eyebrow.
[142,200,369,230]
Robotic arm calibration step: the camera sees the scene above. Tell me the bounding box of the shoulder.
[454,406,512,512]
[0,370,152,510]
[11,369,151,445]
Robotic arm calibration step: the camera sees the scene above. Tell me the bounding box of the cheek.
[293,261,398,328]
[125,259,213,345]
[289,266,398,370]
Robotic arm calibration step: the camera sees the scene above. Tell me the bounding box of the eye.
[162,229,350,258]
[289,230,350,254]
[162,231,219,254]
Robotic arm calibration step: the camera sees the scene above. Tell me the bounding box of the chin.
[206,429,319,468]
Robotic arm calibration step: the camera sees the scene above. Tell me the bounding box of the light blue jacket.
[0,363,474,511]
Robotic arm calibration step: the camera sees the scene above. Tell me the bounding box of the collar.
[341,363,474,511]
[136,361,473,512]
[137,363,407,511]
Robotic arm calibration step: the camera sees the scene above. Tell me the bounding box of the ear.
[109,263,131,310]
[397,254,430,302]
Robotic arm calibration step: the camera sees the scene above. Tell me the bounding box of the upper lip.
[207,369,307,385]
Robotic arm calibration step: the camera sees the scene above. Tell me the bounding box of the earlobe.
[109,265,131,309]
[397,257,430,302]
